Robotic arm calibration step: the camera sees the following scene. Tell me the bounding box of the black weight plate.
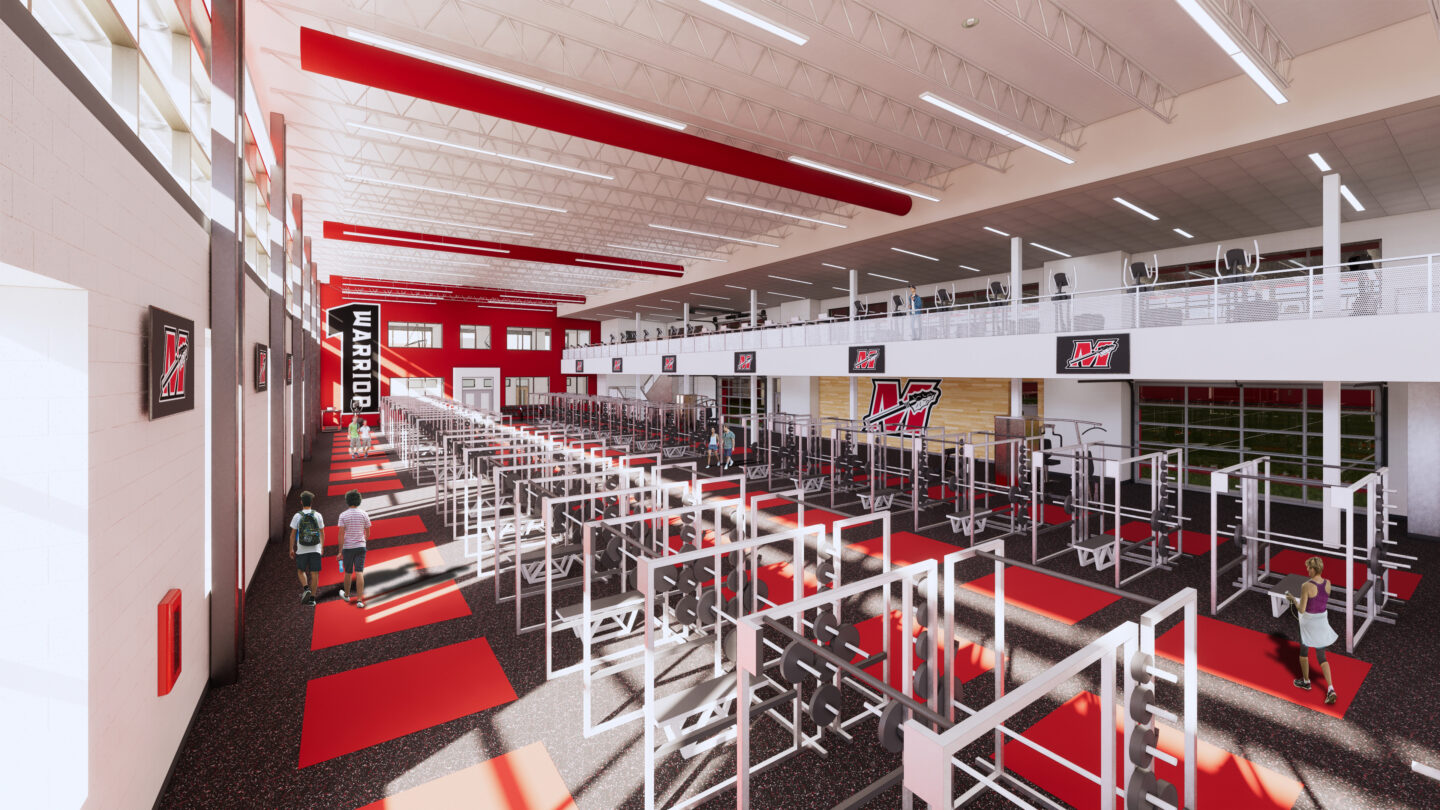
[781,640,816,683]
[1127,725,1159,769]
[675,594,699,626]
[808,683,842,727]
[653,562,681,593]
[1129,651,1154,684]
[813,610,840,644]
[725,568,743,593]
[1128,686,1155,726]
[677,564,700,594]
[816,559,837,586]
[1152,779,1178,810]
[915,605,930,629]
[832,623,861,659]
[914,662,932,697]
[694,555,720,580]
[914,630,931,662]
[697,590,719,625]
[678,542,697,555]
[725,597,743,620]
[605,534,623,563]
[1125,768,1158,810]
[722,628,738,664]
[877,701,907,754]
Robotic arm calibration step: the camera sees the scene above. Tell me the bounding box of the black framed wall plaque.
[147,306,196,420]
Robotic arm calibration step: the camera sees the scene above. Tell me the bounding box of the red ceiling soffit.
[326,274,587,304]
[300,27,912,217]
[324,221,684,277]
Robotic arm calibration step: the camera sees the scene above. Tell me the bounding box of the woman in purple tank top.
[1285,556,1339,705]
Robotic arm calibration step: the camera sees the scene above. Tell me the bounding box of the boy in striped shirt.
[336,489,372,608]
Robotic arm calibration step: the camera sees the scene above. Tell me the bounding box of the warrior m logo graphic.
[327,303,381,413]
[148,306,196,419]
[1056,333,1131,374]
[848,345,885,374]
[159,326,189,401]
[863,379,942,433]
[733,351,756,373]
[254,344,269,392]
[662,355,677,373]
[613,357,624,373]
[575,359,584,373]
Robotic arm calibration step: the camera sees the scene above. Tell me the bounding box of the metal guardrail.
[566,254,1438,359]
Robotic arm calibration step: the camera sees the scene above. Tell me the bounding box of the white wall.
[1,23,211,810]
[778,376,820,417]
[0,270,89,810]
[244,279,271,586]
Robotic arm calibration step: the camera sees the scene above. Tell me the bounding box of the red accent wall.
[321,275,598,421]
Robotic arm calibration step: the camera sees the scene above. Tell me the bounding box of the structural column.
[849,378,857,420]
[749,289,758,442]
[208,0,245,684]
[848,268,858,342]
[267,113,287,542]
[1322,381,1341,547]
[290,194,305,478]
[1322,173,1341,316]
[1010,378,1022,418]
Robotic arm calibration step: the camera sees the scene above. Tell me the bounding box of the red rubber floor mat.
[1001,691,1303,810]
[1155,616,1369,718]
[323,515,427,548]
[847,532,958,567]
[962,567,1120,626]
[327,479,404,496]
[852,610,997,694]
[298,638,516,768]
[311,579,472,651]
[330,467,400,483]
[353,741,577,809]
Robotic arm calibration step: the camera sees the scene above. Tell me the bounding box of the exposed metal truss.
[766,0,1086,148]
[1204,0,1293,85]
[985,0,1177,121]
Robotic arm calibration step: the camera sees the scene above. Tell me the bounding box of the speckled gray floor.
[157,434,1440,809]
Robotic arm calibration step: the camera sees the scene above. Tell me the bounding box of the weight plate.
[816,559,837,586]
[914,662,932,697]
[694,556,719,580]
[813,610,840,644]
[1368,544,1383,576]
[780,640,817,683]
[678,542,697,555]
[1128,686,1156,726]
[755,579,770,602]
[915,606,930,629]
[675,594,699,627]
[721,629,738,666]
[677,564,700,594]
[697,590,719,625]
[653,562,681,593]
[1125,769,1158,810]
[914,630,931,662]
[1152,779,1178,810]
[808,683,842,727]
[833,624,861,659]
[725,568,743,593]
[605,534,623,563]
[1127,725,1159,769]
[1129,652,1154,684]
[877,701,907,754]
[725,597,743,621]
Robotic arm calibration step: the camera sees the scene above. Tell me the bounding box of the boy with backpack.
[288,491,325,605]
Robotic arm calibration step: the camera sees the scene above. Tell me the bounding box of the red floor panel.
[329,455,395,470]
[852,610,997,694]
[754,560,819,605]
[354,741,577,810]
[319,541,446,588]
[1168,529,1226,555]
[962,568,1121,625]
[311,579,473,651]
[330,467,400,483]
[1265,548,1419,600]
[327,479,404,497]
[298,638,516,768]
[323,515,428,548]
[698,479,741,492]
[1001,691,1304,810]
[847,532,958,567]
[1155,616,1369,718]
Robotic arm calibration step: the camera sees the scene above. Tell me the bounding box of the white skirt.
[1298,609,1338,649]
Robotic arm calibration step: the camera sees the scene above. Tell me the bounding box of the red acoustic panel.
[355,741,577,809]
[300,28,912,216]
[298,638,516,767]
[157,588,182,696]
[325,221,683,277]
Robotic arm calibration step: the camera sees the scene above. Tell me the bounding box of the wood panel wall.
[816,377,1045,436]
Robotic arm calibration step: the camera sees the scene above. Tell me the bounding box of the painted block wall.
[320,276,599,415]
[0,21,212,810]
[244,277,272,586]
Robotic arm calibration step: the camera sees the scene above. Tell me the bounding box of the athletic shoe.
[302,592,317,606]
[1293,678,1311,690]
[355,600,366,609]
[338,588,347,600]
[300,589,309,603]
[1324,689,1337,705]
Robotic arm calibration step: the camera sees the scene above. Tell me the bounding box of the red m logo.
[864,379,942,433]
[160,327,188,400]
[854,350,879,370]
[1066,339,1117,369]
[737,354,753,371]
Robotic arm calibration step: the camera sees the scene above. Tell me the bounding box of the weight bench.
[652,674,738,759]
[743,464,771,480]
[1073,534,1119,571]
[946,513,989,534]
[792,476,826,494]
[554,590,645,641]
[517,543,584,585]
[858,489,898,511]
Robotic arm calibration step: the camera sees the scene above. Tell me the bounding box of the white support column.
[682,302,689,335]
[634,312,641,341]
[849,377,858,420]
[849,268,858,342]
[750,289,758,442]
[1011,236,1023,318]
[1323,380,1341,547]
[1010,378,1023,418]
[750,289,758,327]
[767,377,777,415]
[1323,173,1341,316]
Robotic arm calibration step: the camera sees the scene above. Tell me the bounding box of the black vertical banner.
[327,302,381,413]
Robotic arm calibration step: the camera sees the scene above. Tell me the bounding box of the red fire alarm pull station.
[158,589,182,696]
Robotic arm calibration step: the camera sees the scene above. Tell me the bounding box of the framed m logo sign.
[863,378,942,433]
[1056,333,1130,374]
[662,355,677,373]
[613,357,624,373]
[848,345,885,374]
[734,351,756,373]
[147,306,196,419]
[160,326,189,401]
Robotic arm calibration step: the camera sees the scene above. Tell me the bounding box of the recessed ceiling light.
[649,224,780,247]
[348,123,616,180]
[347,175,568,212]
[636,305,671,311]
[1308,153,1332,172]
[821,262,848,270]
[1113,197,1159,221]
[690,0,808,45]
[1339,184,1365,212]
[769,291,805,299]
[342,230,511,254]
[605,243,726,262]
[1173,228,1194,239]
[786,156,941,202]
[343,208,536,237]
[346,28,690,130]
[868,272,908,283]
[960,265,982,272]
[891,247,939,261]
[983,226,1010,237]
[705,196,845,228]
[1029,242,1071,258]
[831,286,850,291]
[768,274,813,285]
[724,284,749,290]
[661,299,682,304]
[692,293,729,300]
[1169,0,1286,104]
[920,92,1075,164]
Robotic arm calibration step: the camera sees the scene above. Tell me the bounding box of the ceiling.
[245,0,1431,309]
